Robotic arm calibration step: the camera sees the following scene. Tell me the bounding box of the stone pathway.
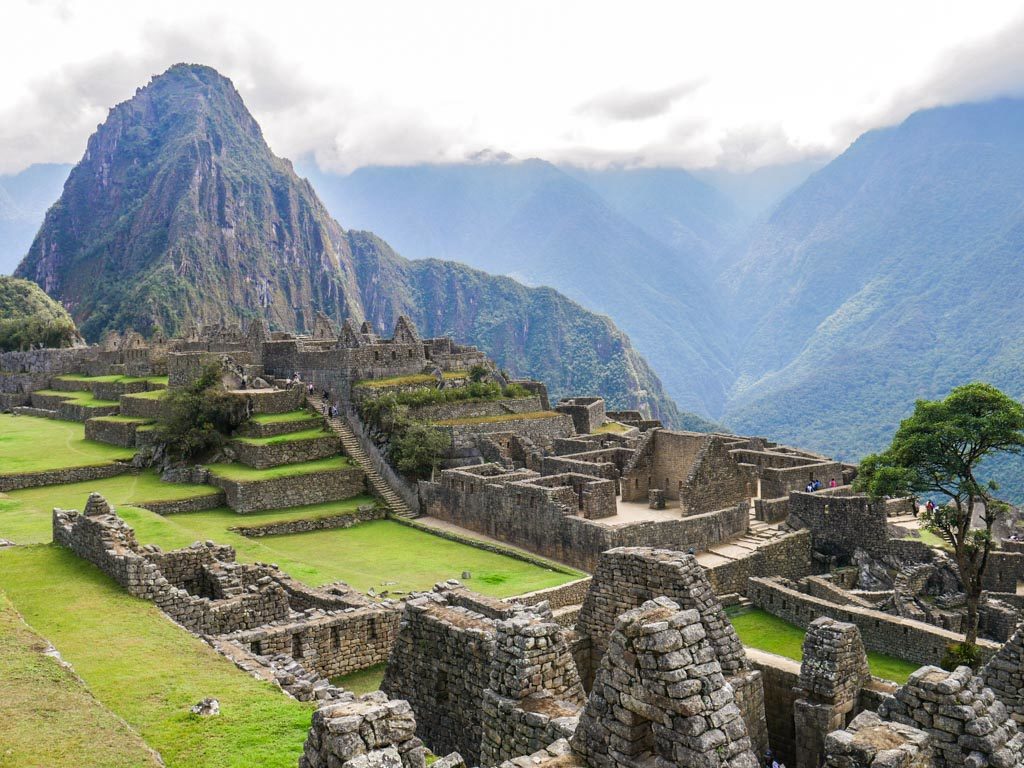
[308,394,417,519]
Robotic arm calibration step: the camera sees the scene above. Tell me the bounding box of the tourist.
[307,382,314,395]
[926,499,935,514]
[829,478,837,488]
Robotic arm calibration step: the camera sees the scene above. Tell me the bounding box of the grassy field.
[0,470,221,544]
[31,389,120,407]
[122,389,167,401]
[232,428,331,445]
[88,415,153,424]
[54,374,168,386]
[249,410,319,424]
[206,456,352,481]
[0,414,134,475]
[119,510,581,597]
[593,421,629,434]
[431,410,561,426]
[729,608,919,683]
[0,545,313,768]
[0,589,161,767]
[330,663,386,695]
[355,371,467,389]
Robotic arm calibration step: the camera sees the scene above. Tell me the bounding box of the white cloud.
[1,0,1024,174]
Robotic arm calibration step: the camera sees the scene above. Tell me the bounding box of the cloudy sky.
[3,0,1024,175]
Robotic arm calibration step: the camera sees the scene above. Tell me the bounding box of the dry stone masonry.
[571,597,759,768]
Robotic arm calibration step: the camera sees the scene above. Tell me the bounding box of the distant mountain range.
[10,64,691,427]
[7,70,1024,498]
[0,164,71,275]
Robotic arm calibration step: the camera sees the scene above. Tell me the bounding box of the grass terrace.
[355,371,468,389]
[123,389,167,401]
[729,607,919,684]
[206,455,352,481]
[119,510,583,597]
[0,470,222,544]
[431,410,562,427]
[593,421,629,434]
[55,374,168,386]
[249,410,319,425]
[32,388,120,407]
[0,414,134,475]
[232,428,332,445]
[330,663,386,695]
[0,545,313,768]
[89,414,154,424]
[0,589,161,767]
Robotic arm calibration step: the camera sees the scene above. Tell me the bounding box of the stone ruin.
[982,620,1024,725]
[793,618,872,768]
[571,596,759,768]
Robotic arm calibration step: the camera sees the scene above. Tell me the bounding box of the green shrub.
[468,364,490,383]
[0,316,80,352]
[940,641,981,671]
[154,364,249,460]
[389,422,450,479]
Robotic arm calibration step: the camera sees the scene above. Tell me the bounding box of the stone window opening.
[292,633,304,658]
[391,351,397,360]
[408,349,413,358]
[331,626,340,650]
[251,640,262,655]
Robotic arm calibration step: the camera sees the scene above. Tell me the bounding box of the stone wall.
[759,462,845,499]
[570,597,759,768]
[0,346,96,375]
[139,493,226,515]
[748,577,1000,667]
[381,590,499,763]
[678,435,755,516]
[408,396,543,423]
[981,620,1024,725]
[231,434,342,469]
[824,711,932,768]
[512,577,593,611]
[52,495,291,635]
[230,505,386,537]
[554,398,606,435]
[0,461,129,492]
[440,413,576,452]
[224,605,401,679]
[788,490,891,561]
[118,393,166,420]
[209,466,366,513]
[85,416,149,448]
[702,529,813,597]
[420,465,750,572]
[300,693,431,768]
[574,548,768,755]
[236,414,323,438]
[877,664,1024,767]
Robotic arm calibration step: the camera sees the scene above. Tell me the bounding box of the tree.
[854,382,1024,646]
[155,363,249,460]
[389,423,450,479]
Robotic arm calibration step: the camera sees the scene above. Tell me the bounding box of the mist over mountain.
[12,63,691,425]
[723,98,1024,497]
[0,163,72,275]
[299,159,741,416]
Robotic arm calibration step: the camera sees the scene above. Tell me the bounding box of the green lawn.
[0,589,160,767]
[54,374,166,385]
[206,456,351,481]
[0,414,134,475]
[355,371,467,389]
[32,389,120,407]
[431,410,561,426]
[729,608,919,684]
[119,510,581,597]
[593,421,629,434]
[232,428,331,445]
[330,663,386,695]
[249,411,318,425]
[123,389,167,401]
[0,545,313,768]
[89,415,153,424]
[0,470,221,544]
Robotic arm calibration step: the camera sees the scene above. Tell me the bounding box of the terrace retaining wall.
[748,576,1000,667]
[0,462,129,492]
[230,506,386,537]
[209,466,366,513]
[231,434,341,469]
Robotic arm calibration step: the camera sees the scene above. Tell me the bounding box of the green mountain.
[13,63,689,424]
[723,99,1024,497]
[301,160,739,416]
[0,275,80,351]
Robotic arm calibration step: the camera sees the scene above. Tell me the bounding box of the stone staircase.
[308,394,417,519]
